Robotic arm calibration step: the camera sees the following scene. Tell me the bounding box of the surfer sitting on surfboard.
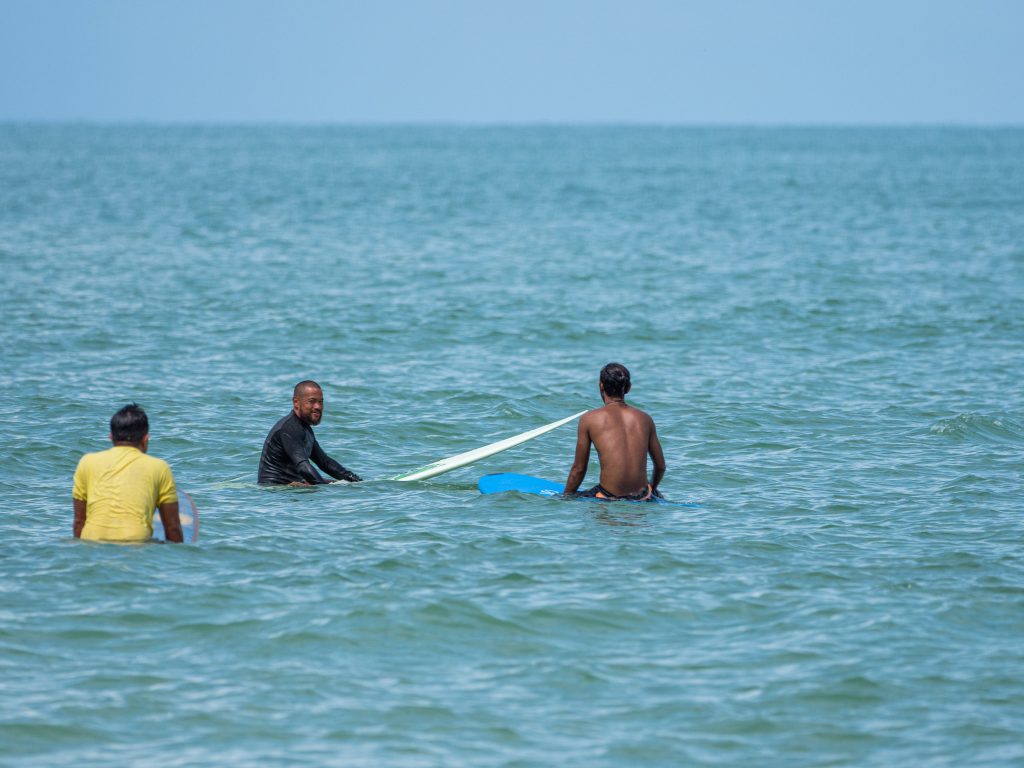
[258,380,362,486]
[563,363,666,502]
[72,404,184,543]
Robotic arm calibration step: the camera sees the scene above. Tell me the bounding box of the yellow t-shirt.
[73,446,177,543]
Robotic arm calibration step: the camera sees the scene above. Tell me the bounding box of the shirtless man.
[258,380,362,486]
[563,363,666,501]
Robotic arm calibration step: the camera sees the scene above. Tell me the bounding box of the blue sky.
[1,0,1021,123]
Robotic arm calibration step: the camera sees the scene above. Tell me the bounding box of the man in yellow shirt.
[73,404,183,543]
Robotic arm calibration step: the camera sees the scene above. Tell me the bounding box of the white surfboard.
[392,411,586,482]
[153,490,199,543]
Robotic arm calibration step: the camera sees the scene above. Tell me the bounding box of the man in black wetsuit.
[258,380,362,485]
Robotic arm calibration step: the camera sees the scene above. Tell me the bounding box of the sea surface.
[1,125,1022,767]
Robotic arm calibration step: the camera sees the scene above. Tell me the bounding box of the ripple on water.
[930,412,1024,444]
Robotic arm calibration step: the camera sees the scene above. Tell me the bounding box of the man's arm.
[563,418,592,495]
[648,422,666,491]
[280,429,329,484]
[73,498,87,538]
[158,501,184,543]
[310,440,362,483]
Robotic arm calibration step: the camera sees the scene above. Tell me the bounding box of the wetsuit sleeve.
[310,440,362,482]
[280,428,329,484]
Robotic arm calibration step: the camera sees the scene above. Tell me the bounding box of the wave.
[930,413,1023,444]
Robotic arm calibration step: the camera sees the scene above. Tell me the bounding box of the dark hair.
[293,380,322,398]
[600,362,631,398]
[110,403,149,443]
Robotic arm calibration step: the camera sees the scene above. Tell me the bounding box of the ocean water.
[0,125,1022,766]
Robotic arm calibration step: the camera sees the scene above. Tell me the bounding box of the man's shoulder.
[629,405,654,421]
[585,404,653,419]
[268,412,301,434]
[594,404,655,428]
[142,452,172,468]
[137,452,173,474]
[75,449,102,473]
[629,406,656,429]
[75,446,171,477]
[77,446,118,467]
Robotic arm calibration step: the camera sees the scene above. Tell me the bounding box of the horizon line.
[2,118,1023,130]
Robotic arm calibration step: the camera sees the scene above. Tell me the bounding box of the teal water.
[1,126,1022,766]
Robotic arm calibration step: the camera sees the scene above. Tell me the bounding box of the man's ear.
[625,382,632,394]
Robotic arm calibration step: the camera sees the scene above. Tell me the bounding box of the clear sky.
[1,0,1022,124]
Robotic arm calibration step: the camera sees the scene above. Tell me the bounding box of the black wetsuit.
[257,412,361,485]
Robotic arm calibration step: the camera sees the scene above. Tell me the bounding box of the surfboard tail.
[179,490,199,543]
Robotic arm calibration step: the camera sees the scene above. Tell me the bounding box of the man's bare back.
[564,363,666,499]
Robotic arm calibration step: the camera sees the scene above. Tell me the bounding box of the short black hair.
[293,380,322,398]
[600,362,631,398]
[110,403,149,443]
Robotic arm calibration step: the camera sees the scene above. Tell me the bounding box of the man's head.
[110,403,149,449]
[599,362,631,399]
[293,380,324,426]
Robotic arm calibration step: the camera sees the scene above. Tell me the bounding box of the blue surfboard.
[478,473,699,507]
[479,473,566,497]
